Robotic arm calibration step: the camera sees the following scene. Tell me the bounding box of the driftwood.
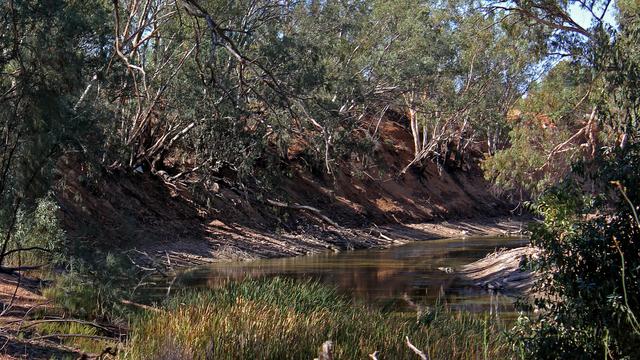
[266,199,340,228]
[0,264,46,274]
[406,337,428,360]
[120,299,162,313]
[314,340,334,360]
[1,246,51,258]
[459,246,538,294]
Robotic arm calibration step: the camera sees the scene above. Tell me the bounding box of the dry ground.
[137,215,529,269]
[0,273,94,359]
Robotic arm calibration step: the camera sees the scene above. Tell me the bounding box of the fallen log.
[120,299,163,313]
[458,246,539,294]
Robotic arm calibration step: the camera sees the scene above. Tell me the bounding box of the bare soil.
[135,216,529,269]
[0,274,93,359]
[53,116,518,268]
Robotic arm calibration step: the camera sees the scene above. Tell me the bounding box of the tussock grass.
[31,322,117,355]
[123,277,512,359]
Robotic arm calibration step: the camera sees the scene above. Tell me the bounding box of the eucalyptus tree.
[482,61,597,199]
[482,1,640,357]
[355,0,539,172]
[0,0,111,270]
[98,0,543,182]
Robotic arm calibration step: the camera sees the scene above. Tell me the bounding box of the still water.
[177,236,528,314]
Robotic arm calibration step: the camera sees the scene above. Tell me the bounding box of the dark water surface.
[177,236,528,313]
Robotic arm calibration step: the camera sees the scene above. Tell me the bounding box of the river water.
[175,236,528,314]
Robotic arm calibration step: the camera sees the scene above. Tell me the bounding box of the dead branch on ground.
[406,336,428,360]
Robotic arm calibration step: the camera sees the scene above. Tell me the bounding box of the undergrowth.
[32,322,117,355]
[122,277,513,360]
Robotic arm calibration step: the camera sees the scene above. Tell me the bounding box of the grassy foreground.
[121,277,513,359]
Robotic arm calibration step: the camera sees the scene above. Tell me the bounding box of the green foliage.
[0,0,111,267]
[80,0,542,187]
[510,3,640,358]
[3,196,65,268]
[595,1,640,146]
[42,251,141,320]
[513,145,640,358]
[123,277,512,360]
[482,61,594,198]
[524,62,595,127]
[482,123,565,197]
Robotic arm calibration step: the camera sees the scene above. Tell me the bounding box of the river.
[175,236,528,314]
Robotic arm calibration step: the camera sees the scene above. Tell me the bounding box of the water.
[176,236,528,314]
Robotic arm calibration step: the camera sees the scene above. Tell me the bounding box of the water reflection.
[178,236,528,314]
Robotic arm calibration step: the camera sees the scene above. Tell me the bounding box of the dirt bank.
[0,274,92,359]
[134,216,529,269]
[53,115,517,267]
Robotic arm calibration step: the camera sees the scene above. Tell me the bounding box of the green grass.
[122,277,513,359]
[31,322,118,355]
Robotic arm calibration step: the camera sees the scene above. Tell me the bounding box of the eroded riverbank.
[135,216,530,270]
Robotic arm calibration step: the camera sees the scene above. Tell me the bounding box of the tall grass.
[32,322,118,355]
[123,277,513,359]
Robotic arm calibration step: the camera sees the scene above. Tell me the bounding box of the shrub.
[513,144,640,358]
[3,196,65,270]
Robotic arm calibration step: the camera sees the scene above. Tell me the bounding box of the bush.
[3,196,65,270]
[513,144,640,358]
[43,251,141,320]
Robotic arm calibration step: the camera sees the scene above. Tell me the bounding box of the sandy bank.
[133,216,530,269]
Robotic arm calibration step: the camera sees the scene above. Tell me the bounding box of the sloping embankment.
[55,116,517,267]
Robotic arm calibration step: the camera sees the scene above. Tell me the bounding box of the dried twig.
[406,336,428,360]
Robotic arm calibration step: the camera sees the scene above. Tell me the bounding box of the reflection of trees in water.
[183,262,493,311]
[175,238,523,313]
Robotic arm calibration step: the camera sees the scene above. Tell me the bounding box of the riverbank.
[133,216,529,269]
[0,273,93,359]
[0,217,528,359]
[54,115,518,273]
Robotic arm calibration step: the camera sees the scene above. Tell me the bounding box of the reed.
[123,277,513,359]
